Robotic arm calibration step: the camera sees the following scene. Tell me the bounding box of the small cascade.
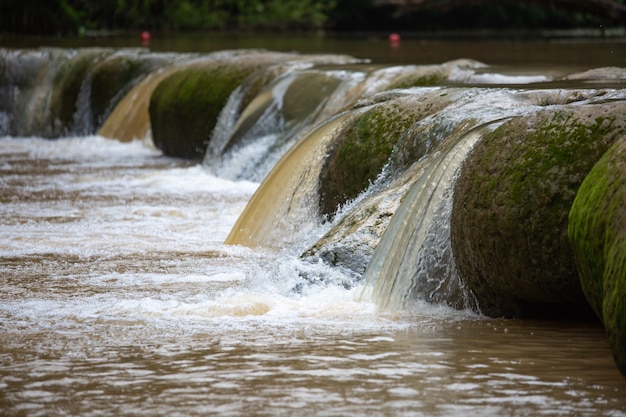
[359,120,504,312]
[0,47,177,138]
[0,48,76,137]
[98,65,183,142]
[0,48,49,135]
[201,59,490,182]
[205,68,366,181]
[225,110,363,250]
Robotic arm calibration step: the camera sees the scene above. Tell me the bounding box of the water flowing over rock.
[2,45,626,378]
[225,111,359,250]
[569,136,626,377]
[148,51,340,160]
[0,48,174,138]
[204,65,365,180]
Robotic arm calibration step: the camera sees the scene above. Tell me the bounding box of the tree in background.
[369,0,626,31]
[0,0,80,35]
[1,0,624,35]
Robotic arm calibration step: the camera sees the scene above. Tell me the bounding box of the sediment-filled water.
[2,136,625,416]
[1,36,626,416]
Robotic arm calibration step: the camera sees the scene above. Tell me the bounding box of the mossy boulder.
[149,62,258,159]
[88,52,171,131]
[318,92,452,218]
[48,49,108,137]
[451,102,626,317]
[149,52,361,160]
[568,136,626,377]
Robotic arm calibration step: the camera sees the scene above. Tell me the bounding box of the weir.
[2,46,626,324]
[359,120,504,312]
[224,111,359,250]
[2,44,626,381]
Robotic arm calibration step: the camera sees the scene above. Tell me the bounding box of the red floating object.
[388,33,401,45]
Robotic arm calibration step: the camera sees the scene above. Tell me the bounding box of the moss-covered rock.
[148,52,361,160]
[568,136,626,377]
[48,49,108,136]
[149,62,256,159]
[318,105,405,216]
[89,53,158,130]
[451,102,626,317]
[318,92,452,218]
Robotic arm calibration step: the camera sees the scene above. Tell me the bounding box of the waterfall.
[98,66,181,142]
[204,68,366,181]
[359,120,506,312]
[4,45,625,319]
[224,110,361,250]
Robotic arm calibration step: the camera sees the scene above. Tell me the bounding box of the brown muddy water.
[1,33,626,416]
[3,31,626,68]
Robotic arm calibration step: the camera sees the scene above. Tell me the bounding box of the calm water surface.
[1,34,626,416]
[3,31,626,68]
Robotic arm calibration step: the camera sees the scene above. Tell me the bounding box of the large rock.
[451,102,626,317]
[87,51,172,132]
[318,91,452,219]
[149,60,262,159]
[148,52,361,160]
[568,136,626,377]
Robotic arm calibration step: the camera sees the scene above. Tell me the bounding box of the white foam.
[449,67,550,84]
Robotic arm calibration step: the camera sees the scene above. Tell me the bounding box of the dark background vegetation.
[1,0,625,36]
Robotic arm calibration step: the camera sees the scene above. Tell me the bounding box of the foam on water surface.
[0,135,425,336]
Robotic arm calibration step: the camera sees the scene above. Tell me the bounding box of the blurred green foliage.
[0,0,623,35]
[0,0,336,34]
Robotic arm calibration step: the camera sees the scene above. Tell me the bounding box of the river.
[1,33,625,416]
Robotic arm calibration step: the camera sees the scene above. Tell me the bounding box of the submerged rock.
[563,67,626,81]
[568,136,626,377]
[451,102,626,317]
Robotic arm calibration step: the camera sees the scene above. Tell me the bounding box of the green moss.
[49,50,107,136]
[568,156,610,317]
[149,63,258,159]
[318,103,413,217]
[569,136,626,377]
[451,103,626,317]
[605,238,626,376]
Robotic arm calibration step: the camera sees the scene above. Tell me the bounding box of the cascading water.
[204,68,360,181]
[224,111,359,249]
[359,121,499,312]
[2,44,626,416]
[355,88,544,312]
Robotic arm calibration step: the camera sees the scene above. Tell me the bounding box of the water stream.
[1,36,626,416]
